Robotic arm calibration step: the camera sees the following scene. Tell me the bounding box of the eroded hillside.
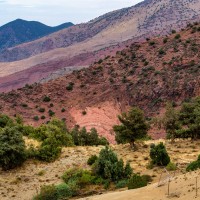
[0,24,200,141]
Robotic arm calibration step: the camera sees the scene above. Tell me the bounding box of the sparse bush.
[128,174,147,190]
[37,137,62,162]
[115,179,128,189]
[33,185,58,200]
[38,108,45,113]
[21,103,28,108]
[48,110,55,117]
[61,108,66,112]
[174,34,181,39]
[186,155,200,172]
[43,96,51,102]
[82,110,87,115]
[149,41,155,46]
[62,168,95,187]
[93,146,132,181]
[33,116,39,121]
[50,103,54,107]
[141,175,153,183]
[56,183,73,199]
[171,30,176,34]
[66,82,74,91]
[159,48,165,55]
[163,38,168,44]
[87,155,98,166]
[166,162,177,171]
[41,116,46,120]
[150,143,170,166]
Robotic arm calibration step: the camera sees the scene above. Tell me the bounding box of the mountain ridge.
[0,19,74,50]
[1,0,200,92]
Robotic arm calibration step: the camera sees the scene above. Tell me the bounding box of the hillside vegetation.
[0,22,200,141]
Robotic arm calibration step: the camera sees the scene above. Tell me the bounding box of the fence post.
[196,177,198,197]
[168,179,170,196]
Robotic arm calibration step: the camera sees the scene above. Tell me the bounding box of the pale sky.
[0,0,143,26]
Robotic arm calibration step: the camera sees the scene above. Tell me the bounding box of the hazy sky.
[0,0,143,26]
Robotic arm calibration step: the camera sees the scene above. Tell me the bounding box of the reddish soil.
[0,25,200,142]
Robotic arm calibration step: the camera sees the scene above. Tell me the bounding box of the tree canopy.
[113,107,149,146]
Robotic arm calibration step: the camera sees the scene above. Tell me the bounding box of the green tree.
[70,126,109,146]
[150,143,170,166]
[163,103,181,141]
[0,127,26,170]
[93,146,132,181]
[113,107,148,147]
[179,97,200,139]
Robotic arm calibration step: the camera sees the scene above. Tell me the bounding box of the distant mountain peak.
[0,19,74,50]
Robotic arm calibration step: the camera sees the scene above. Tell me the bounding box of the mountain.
[1,0,200,92]
[1,0,200,62]
[0,24,200,142]
[0,19,74,50]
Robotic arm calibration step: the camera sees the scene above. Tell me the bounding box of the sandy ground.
[79,170,200,200]
[0,140,200,200]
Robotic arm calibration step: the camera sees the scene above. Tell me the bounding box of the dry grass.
[0,139,200,200]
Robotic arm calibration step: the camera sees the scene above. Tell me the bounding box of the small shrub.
[150,143,170,166]
[128,174,147,190]
[87,155,98,166]
[115,179,128,189]
[37,137,62,162]
[159,48,165,55]
[33,116,39,121]
[43,96,51,102]
[149,41,155,46]
[166,162,177,171]
[50,103,54,107]
[103,180,110,190]
[146,161,154,169]
[174,34,181,39]
[37,170,46,176]
[171,30,176,34]
[82,110,87,115]
[186,155,200,172]
[141,175,153,183]
[56,183,73,199]
[48,110,55,117]
[33,185,58,200]
[66,82,74,91]
[92,146,133,181]
[61,108,66,113]
[38,108,45,113]
[163,38,168,44]
[21,103,28,108]
[62,168,94,187]
[41,116,46,120]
